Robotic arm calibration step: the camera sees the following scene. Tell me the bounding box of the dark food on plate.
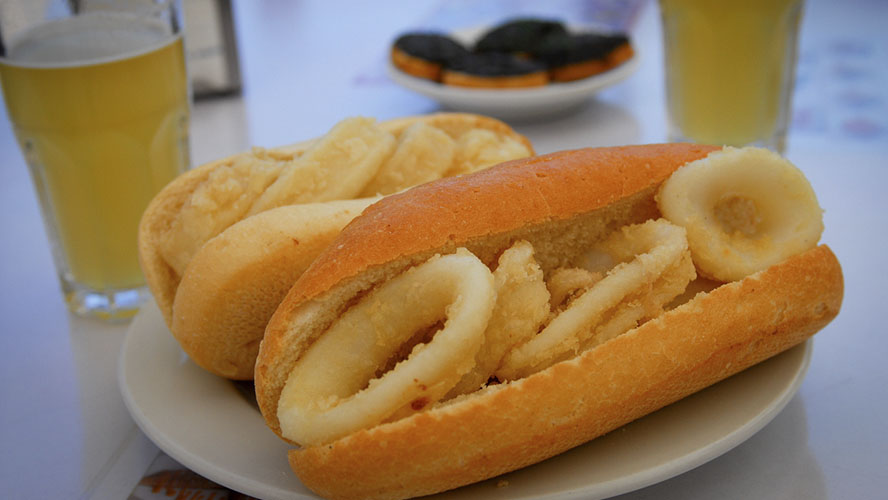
[473,18,568,55]
[536,32,635,82]
[390,17,635,88]
[441,52,549,88]
[390,33,471,81]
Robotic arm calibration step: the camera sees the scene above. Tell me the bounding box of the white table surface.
[1,1,886,499]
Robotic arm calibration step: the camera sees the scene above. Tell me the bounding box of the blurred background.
[180,0,886,158]
[1,0,886,499]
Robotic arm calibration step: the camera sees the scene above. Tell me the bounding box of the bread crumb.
[496,479,509,488]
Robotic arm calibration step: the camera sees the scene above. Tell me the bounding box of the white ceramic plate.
[387,26,640,120]
[120,300,812,500]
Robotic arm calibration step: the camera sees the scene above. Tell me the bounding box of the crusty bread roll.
[169,198,378,379]
[137,113,533,379]
[139,112,533,328]
[254,144,843,500]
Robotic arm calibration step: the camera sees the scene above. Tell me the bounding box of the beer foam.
[7,12,175,67]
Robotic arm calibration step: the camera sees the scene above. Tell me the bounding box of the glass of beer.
[0,0,190,320]
[659,0,804,153]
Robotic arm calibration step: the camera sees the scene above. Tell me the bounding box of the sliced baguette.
[254,144,842,499]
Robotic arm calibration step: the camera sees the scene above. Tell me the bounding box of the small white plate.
[387,27,640,120]
[120,300,812,500]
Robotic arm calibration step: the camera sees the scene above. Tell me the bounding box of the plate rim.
[118,302,306,499]
[386,53,640,101]
[581,344,812,500]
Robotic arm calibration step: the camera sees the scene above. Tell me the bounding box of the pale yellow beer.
[660,0,803,151]
[0,12,189,317]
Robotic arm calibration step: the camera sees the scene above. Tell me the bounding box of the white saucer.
[119,299,812,500]
[387,26,640,120]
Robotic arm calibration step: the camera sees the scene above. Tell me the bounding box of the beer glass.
[660,0,804,153]
[0,0,190,320]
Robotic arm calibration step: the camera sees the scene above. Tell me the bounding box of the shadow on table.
[508,97,642,154]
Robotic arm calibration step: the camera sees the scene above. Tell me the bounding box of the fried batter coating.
[359,122,455,196]
[158,149,285,275]
[249,117,395,214]
[497,219,696,380]
[277,250,495,446]
[547,267,603,310]
[446,241,550,398]
[158,117,532,277]
[449,129,531,175]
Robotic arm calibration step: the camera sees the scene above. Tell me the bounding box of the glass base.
[667,127,787,154]
[62,279,149,322]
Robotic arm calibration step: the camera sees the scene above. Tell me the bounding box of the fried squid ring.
[497,219,696,380]
[277,250,495,445]
[446,240,550,398]
[546,267,603,311]
[657,147,824,282]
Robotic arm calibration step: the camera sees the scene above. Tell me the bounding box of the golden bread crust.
[170,198,376,379]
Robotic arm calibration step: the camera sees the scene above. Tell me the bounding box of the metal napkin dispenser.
[183,0,241,99]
